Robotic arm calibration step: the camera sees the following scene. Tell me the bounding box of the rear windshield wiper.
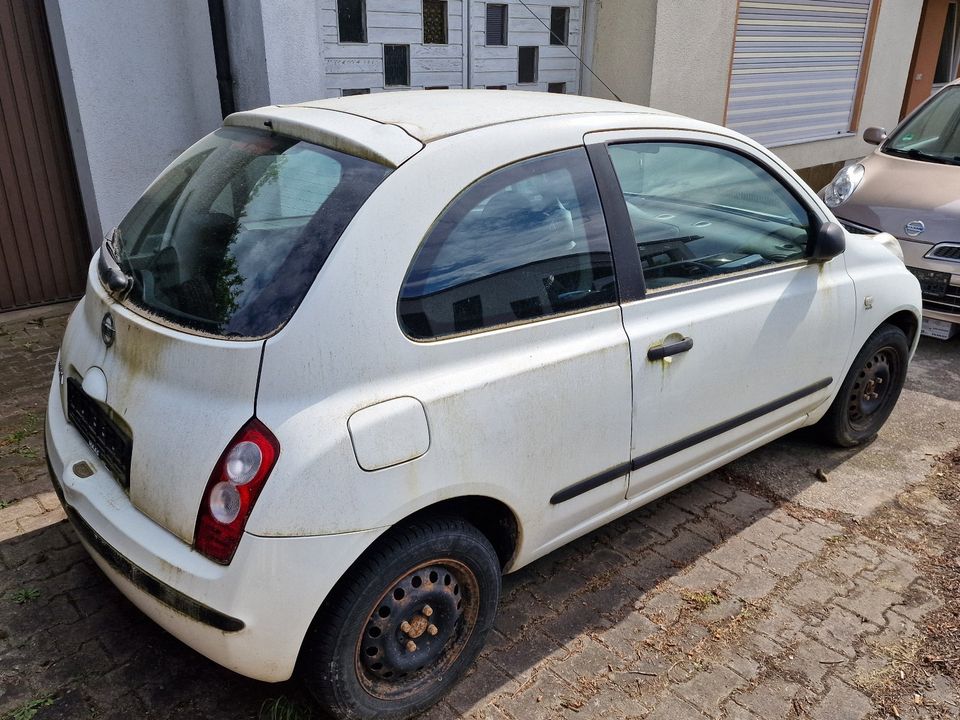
[885,147,960,165]
[98,227,134,299]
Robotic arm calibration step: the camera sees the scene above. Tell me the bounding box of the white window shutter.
[726,0,874,148]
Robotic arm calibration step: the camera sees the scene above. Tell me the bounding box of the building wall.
[584,0,656,105]
[45,0,223,246]
[470,0,583,92]
[589,0,923,172]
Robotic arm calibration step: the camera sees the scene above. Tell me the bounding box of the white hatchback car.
[46,91,921,719]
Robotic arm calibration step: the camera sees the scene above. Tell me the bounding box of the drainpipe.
[208,0,236,118]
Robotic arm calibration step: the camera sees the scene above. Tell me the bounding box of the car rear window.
[114,126,391,338]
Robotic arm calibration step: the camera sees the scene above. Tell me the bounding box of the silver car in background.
[823,79,960,340]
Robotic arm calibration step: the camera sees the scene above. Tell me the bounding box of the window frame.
[396,147,620,342]
[486,3,508,46]
[384,44,411,87]
[518,46,539,84]
[423,0,448,45]
[584,133,829,303]
[550,6,569,46]
[336,0,367,44]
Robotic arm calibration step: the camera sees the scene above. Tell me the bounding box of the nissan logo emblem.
[101,313,116,347]
[904,220,925,237]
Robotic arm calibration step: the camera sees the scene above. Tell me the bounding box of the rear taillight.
[194,418,280,564]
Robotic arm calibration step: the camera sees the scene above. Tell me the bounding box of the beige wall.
[586,0,657,105]
[588,0,923,171]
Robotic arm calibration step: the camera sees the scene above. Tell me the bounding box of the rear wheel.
[301,518,501,720]
[818,323,909,447]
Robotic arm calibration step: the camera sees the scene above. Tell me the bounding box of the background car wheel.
[300,517,501,720]
[818,323,909,447]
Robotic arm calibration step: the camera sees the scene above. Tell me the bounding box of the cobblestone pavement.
[1,305,958,720]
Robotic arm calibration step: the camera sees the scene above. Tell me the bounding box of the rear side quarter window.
[399,148,616,340]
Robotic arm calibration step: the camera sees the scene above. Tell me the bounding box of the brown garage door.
[0,0,89,311]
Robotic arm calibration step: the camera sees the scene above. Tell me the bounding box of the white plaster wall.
[647,0,737,125]
[46,0,222,245]
[260,0,327,103]
[224,0,272,110]
[585,0,656,104]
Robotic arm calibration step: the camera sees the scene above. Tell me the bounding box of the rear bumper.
[44,375,384,682]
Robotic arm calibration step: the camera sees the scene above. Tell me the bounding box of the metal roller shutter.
[726,0,875,148]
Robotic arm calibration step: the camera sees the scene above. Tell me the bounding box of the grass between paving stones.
[1,695,55,720]
[259,696,313,720]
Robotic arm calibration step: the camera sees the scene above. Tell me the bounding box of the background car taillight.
[194,418,280,564]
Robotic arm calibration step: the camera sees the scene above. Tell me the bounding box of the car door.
[584,130,857,501]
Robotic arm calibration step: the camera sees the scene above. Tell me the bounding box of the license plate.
[910,268,951,298]
[921,318,958,340]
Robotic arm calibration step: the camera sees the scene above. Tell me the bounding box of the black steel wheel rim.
[355,558,480,701]
[847,345,900,431]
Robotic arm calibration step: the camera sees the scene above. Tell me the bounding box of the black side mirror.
[863,127,887,145]
[810,222,846,262]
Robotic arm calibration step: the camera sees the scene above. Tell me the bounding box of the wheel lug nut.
[427,624,438,636]
[400,621,412,634]
[422,605,433,617]
[406,640,417,652]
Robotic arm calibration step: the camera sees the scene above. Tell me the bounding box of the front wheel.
[300,517,501,720]
[817,323,909,447]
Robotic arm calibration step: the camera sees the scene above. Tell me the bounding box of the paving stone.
[808,680,875,720]
[717,647,762,682]
[891,583,942,622]
[638,501,695,539]
[729,563,779,602]
[485,629,563,683]
[860,554,921,593]
[673,559,738,591]
[784,570,844,609]
[620,550,678,592]
[836,583,902,624]
[750,605,807,645]
[668,483,727,515]
[804,605,877,659]
[733,678,803,719]
[705,535,764,576]
[494,589,555,637]
[447,657,517,716]
[595,611,659,659]
[550,637,625,686]
[777,637,847,692]
[714,492,775,524]
[656,529,716,569]
[640,588,687,628]
[754,540,813,578]
[644,692,706,720]
[674,665,746,718]
[494,669,584,720]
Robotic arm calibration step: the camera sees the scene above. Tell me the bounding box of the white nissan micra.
[46,91,921,719]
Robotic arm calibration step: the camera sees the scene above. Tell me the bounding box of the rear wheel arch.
[296,494,520,658]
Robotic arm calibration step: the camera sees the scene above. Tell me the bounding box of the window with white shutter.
[725,0,877,148]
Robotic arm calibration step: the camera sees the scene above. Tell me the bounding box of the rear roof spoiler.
[225,106,423,168]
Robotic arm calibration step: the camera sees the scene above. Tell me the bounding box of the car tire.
[817,323,909,447]
[300,517,502,720]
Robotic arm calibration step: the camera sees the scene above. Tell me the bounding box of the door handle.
[647,336,693,361]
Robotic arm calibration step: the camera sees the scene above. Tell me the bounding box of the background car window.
[399,148,615,339]
[608,142,813,291]
[885,87,960,161]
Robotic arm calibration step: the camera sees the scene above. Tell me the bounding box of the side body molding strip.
[550,377,833,505]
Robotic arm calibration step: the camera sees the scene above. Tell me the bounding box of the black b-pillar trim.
[550,377,833,504]
[584,142,646,302]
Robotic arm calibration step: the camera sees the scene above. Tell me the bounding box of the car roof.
[224,90,687,168]
[289,89,672,142]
